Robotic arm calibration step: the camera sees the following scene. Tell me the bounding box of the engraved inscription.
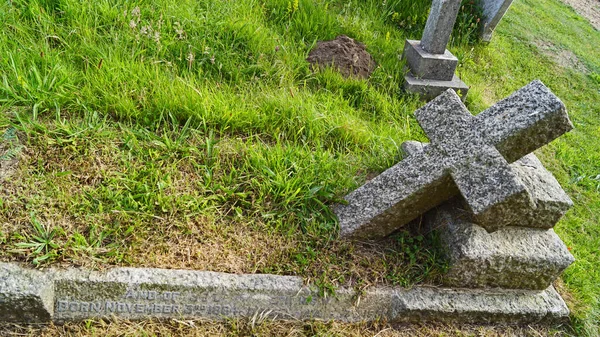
[52,285,382,321]
[54,289,316,318]
[55,299,287,317]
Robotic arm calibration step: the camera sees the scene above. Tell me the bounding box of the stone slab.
[336,81,572,239]
[0,263,569,325]
[480,0,515,41]
[0,262,54,322]
[421,0,463,54]
[403,40,458,81]
[423,199,574,290]
[403,73,469,101]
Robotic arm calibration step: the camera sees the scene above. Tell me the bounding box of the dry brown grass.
[0,320,574,337]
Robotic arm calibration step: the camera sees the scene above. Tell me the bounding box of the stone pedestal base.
[423,200,574,290]
[403,40,458,80]
[402,39,469,101]
[404,74,469,101]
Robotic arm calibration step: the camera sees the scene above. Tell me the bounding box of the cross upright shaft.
[421,0,462,54]
[335,80,572,240]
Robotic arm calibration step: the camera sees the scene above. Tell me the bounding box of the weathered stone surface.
[53,267,379,322]
[423,199,574,290]
[510,154,573,228]
[335,81,572,239]
[0,263,569,324]
[403,73,469,101]
[475,82,572,164]
[403,141,573,229]
[403,40,458,81]
[421,0,462,54]
[480,0,515,41]
[403,142,574,289]
[0,263,53,322]
[392,285,569,324]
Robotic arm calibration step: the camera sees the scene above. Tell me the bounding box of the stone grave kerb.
[335,80,573,240]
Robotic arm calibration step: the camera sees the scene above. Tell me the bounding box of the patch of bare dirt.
[307,35,377,79]
[560,0,600,30]
[534,40,589,73]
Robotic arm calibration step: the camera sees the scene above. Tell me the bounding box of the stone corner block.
[511,154,573,228]
[393,285,570,325]
[403,39,458,81]
[424,200,574,290]
[0,263,54,322]
[404,74,469,102]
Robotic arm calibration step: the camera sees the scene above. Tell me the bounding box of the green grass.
[0,0,599,335]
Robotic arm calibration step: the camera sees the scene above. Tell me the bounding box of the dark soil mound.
[307,35,377,79]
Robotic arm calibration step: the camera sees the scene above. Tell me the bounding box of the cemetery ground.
[0,0,598,335]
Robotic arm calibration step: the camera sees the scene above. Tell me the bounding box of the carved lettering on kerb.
[123,289,181,302]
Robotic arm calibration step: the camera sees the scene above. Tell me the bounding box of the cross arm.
[477,80,573,163]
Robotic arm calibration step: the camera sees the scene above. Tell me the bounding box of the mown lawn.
[0,0,598,335]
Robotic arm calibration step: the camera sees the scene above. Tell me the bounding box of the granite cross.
[334,80,573,240]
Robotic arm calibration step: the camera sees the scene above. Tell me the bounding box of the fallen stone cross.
[402,0,469,100]
[403,142,574,290]
[335,80,573,240]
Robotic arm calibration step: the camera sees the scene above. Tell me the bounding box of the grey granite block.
[403,73,469,101]
[449,146,534,232]
[0,263,569,324]
[53,267,373,322]
[0,263,54,322]
[335,144,458,239]
[403,141,573,229]
[510,154,574,228]
[403,142,574,289]
[336,81,572,239]
[476,81,573,164]
[480,0,515,41]
[421,0,463,54]
[423,200,574,290]
[393,285,569,324]
[403,40,458,81]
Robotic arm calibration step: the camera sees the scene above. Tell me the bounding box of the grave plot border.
[0,262,569,325]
